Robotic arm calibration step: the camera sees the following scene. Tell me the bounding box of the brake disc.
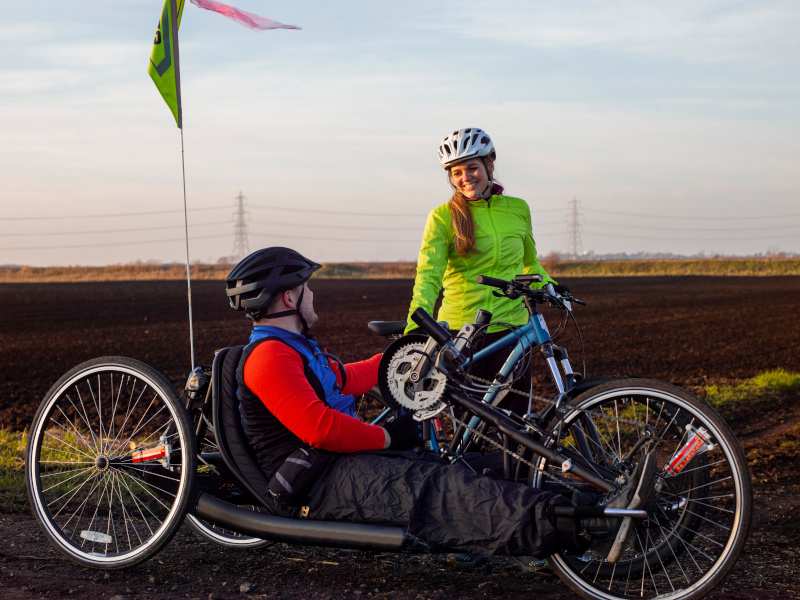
[378,337,447,413]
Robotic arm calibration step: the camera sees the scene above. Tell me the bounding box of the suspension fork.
[522,297,571,395]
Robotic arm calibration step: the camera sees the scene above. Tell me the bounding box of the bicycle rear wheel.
[536,378,751,600]
[186,420,272,549]
[26,357,196,569]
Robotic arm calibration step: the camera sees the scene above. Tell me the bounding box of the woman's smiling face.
[449,158,492,199]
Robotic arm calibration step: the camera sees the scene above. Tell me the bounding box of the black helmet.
[226,247,322,312]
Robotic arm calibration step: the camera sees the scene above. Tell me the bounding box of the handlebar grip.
[410,308,453,347]
[476,275,508,288]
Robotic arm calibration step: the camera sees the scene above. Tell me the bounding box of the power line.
[248,205,428,218]
[586,208,800,220]
[582,230,800,242]
[0,206,230,221]
[0,234,232,251]
[1,221,228,237]
[588,220,800,233]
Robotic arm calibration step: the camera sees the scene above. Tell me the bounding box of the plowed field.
[2,276,800,600]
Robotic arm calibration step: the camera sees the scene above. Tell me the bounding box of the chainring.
[377,335,447,413]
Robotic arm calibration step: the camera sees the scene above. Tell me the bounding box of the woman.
[405,127,557,414]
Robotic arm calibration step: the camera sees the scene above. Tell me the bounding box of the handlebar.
[410,308,452,347]
[410,308,467,367]
[476,275,586,306]
[475,275,508,288]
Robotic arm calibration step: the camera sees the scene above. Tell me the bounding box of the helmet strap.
[249,285,311,336]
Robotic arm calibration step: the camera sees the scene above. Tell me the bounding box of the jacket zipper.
[486,198,500,316]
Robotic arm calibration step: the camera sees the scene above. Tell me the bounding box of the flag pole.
[180,128,195,370]
[171,0,195,370]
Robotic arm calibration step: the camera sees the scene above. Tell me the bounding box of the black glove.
[383,413,424,450]
[553,284,572,297]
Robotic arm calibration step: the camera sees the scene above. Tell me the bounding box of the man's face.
[298,282,318,329]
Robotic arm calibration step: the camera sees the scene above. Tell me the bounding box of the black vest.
[236,336,328,480]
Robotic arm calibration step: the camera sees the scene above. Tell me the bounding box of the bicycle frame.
[464,296,576,404]
[450,295,577,452]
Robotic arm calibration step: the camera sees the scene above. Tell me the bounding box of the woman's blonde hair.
[447,159,495,258]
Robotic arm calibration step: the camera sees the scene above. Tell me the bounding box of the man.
[225,247,655,558]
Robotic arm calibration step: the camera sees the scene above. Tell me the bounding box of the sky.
[1,0,799,266]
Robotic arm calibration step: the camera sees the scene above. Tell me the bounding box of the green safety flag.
[148,0,186,128]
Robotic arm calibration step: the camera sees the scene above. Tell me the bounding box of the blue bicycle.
[372,274,752,600]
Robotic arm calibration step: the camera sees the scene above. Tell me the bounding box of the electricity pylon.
[566,197,584,259]
[232,191,250,262]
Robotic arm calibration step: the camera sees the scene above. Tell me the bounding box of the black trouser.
[306,450,568,557]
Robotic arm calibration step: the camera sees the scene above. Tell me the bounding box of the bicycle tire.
[26,357,197,569]
[185,512,274,548]
[355,386,396,426]
[536,378,751,600]
[186,420,272,549]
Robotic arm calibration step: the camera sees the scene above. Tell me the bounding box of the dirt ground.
[1,276,800,599]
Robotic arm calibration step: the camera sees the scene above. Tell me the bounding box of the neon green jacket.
[405,193,556,334]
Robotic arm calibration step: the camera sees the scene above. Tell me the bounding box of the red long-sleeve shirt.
[242,340,386,453]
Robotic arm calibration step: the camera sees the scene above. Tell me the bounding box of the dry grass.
[543,257,800,277]
[2,258,799,283]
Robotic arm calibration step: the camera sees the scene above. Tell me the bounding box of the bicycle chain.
[463,372,646,428]
[440,373,652,492]
[446,409,583,493]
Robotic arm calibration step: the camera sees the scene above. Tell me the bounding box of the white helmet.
[438,127,496,169]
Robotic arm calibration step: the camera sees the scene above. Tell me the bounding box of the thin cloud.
[417,0,800,67]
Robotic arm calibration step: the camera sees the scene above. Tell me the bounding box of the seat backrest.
[211,345,271,508]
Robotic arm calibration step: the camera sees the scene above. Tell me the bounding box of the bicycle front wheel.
[26,357,196,569]
[537,378,751,600]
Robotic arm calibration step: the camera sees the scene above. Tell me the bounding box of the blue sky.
[1,0,798,266]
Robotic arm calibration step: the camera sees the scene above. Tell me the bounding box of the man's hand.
[383,413,424,450]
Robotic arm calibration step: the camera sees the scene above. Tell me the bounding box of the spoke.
[70,388,102,455]
[40,443,96,462]
[679,498,735,515]
[109,379,150,455]
[676,476,730,497]
[41,465,96,494]
[112,398,170,459]
[53,404,97,453]
[651,518,692,584]
[106,476,118,555]
[638,527,675,593]
[662,458,727,478]
[655,504,723,555]
[613,399,622,461]
[39,463,95,474]
[85,376,108,456]
[115,468,178,511]
[114,470,156,538]
[116,463,184,485]
[109,419,174,461]
[108,472,133,552]
[43,430,95,461]
[680,506,732,532]
[81,475,112,548]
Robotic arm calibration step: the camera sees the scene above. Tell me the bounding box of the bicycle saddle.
[368,321,407,336]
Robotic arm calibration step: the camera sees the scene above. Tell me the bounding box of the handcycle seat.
[211,345,272,509]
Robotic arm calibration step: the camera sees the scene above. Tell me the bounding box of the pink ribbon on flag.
[189,0,301,31]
